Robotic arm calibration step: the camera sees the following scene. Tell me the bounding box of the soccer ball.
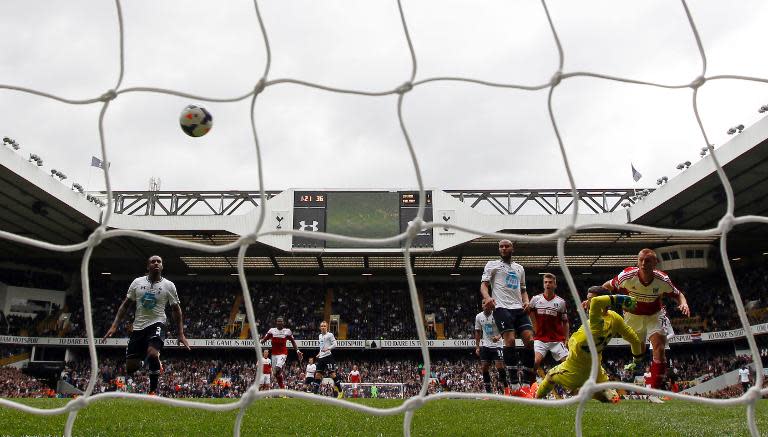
[179,105,213,137]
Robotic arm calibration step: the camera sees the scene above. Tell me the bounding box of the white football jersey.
[126,276,180,330]
[739,368,750,382]
[318,332,336,359]
[305,363,317,378]
[474,311,502,348]
[481,259,527,309]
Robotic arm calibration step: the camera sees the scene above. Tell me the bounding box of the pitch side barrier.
[3,322,766,350]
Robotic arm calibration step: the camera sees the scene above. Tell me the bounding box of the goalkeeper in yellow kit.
[536,293,644,402]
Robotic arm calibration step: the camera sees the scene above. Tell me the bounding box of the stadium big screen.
[292,191,433,249]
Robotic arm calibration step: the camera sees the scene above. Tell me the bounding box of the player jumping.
[260,316,303,390]
[104,255,190,396]
[536,294,643,402]
[587,248,689,403]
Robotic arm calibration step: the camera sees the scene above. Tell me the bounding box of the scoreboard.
[293,191,433,249]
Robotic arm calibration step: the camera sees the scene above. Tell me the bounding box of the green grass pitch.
[1,398,766,436]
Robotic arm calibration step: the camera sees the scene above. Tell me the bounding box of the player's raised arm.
[171,303,190,350]
[587,295,611,335]
[104,296,132,339]
[587,295,633,337]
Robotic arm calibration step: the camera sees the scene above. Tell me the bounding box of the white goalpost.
[0,1,766,437]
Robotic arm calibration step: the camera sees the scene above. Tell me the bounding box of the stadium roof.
[1,117,767,275]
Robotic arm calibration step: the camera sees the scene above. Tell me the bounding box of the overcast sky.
[1,0,767,194]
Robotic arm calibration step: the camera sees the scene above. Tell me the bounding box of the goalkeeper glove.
[612,294,637,312]
[624,355,644,373]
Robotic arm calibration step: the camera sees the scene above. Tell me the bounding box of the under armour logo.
[298,220,319,232]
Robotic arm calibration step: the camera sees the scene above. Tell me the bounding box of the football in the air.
[179,105,213,137]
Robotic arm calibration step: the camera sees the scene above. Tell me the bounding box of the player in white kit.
[480,239,536,397]
[739,365,751,393]
[304,357,317,392]
[474,308,509,395]
[104,255,190,395]
[314,321,343,398]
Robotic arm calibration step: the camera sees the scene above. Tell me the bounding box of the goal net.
[340,383,405,399]
[0,1,767,437]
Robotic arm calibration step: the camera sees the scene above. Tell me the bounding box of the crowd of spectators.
[0,367,49,397]
[48,353,457,399]
[422,283,478,340]
[58,279,323,341]
[668,352,754,383]
[2,264,767,341]
[333,283,417,340]
[671,266,768,331]
[701,380,768,399]
[3,313,37,336]
[246,283,323,339]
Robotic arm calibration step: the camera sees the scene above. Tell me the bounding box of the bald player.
[586,248,689,403]
[480,239,536,397]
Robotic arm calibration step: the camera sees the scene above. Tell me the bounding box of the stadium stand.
[3,264,767,340]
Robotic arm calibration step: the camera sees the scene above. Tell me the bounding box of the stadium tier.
[2,266,767,341]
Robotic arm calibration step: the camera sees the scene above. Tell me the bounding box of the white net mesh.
[1,0,767,436]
